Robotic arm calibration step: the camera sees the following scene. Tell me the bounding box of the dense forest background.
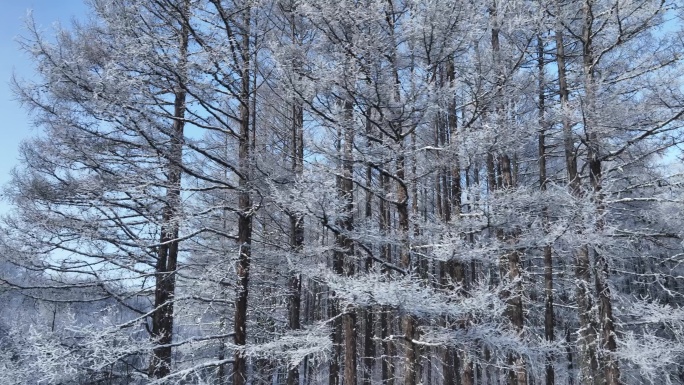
[1,0,684,384]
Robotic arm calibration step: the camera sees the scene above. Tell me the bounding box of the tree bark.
[362,109,375,385]
[581,2,620,383]
[396,145,417,385]
[491,3,525,383]
[538,33,555,385]
[233,6,253,385]
[330,95,357,385]
[287,96,304,385]
[554,5,600,384]
[341,98,358,385]
[149,3,189,377]
[380,164,395,385]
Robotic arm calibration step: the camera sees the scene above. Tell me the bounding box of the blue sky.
[0,0,85,200]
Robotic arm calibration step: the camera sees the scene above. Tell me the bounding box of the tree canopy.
[1,0,684,384]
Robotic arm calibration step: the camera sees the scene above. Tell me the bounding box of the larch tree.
[1,0,684,385]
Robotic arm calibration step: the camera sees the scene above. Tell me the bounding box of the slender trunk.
[462,354,474,385]
[465,164,477,385]
[469,165,478,285]
[365,110,374,221]
[462,163,475,385]
[401,312,417,385]
[581,2,619,383]
[233,6,253,385]
[447,60,462,218]
[218,318,227,384]
[149,5,189,378]
[444,55,468,385]
[554,4,600,384]
[380,162,395,385]
[500,155,513,189]
[330,301,342,385]
[538,34,555,385]
[414,126,427,279]
[344,309,358,385]
[444,346,456,385]
[491,3,525,382]
[439,90,451,223]
[218,121,232,385]
[576,245,600,385]
[537,36,555,385]
[566,328,575,385]
[362,307,374,385]
[382,3,417,382]
[330,97,357,385]
[555,6,579,196]
[341,97,358,385]
[362,110,374,385]
[435,116,443,221]
[486,153,496,193]
[286,238,302,385]
[287,95,304,385]
[396,146,417,385]
[411,131,419,232]
[381,306,395,385]
[506,249,525,385]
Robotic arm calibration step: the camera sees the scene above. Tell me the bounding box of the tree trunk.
[396,145,417,385]
[330,96,357,385]
[447,54,462,219]
[233,6,253,385]
[341,98,357,385]
[149,4,189,378]
[330,301,342,385]
[344,308,358,385]
[491,3,525,382]
[287,93,305,385]
[555,4,600,383]
[538,34,555,385]
[575,245,600,385]
[581,2,620,383]
[380,163,395,385]
[556,30,579,195]
[362,110,374,385]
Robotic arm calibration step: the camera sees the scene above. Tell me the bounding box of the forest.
[0,0,683,384]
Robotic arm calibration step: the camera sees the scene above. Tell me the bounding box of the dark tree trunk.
[233,6,253,385]
[581,2,620,382]
[362,109,374,385]
[491,3,525,382]
[330,97,357,385]
[538,34,555,385]
[380,166,395,385]
[396,146,417,385]
[341,98,358,385]
[555,11,600,384]
[149,4,189,378]
[286,31,305,384]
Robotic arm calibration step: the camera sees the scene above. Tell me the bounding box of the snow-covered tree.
[1,0,684,384]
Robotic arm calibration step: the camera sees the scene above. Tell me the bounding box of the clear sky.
[0,0,85,206]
